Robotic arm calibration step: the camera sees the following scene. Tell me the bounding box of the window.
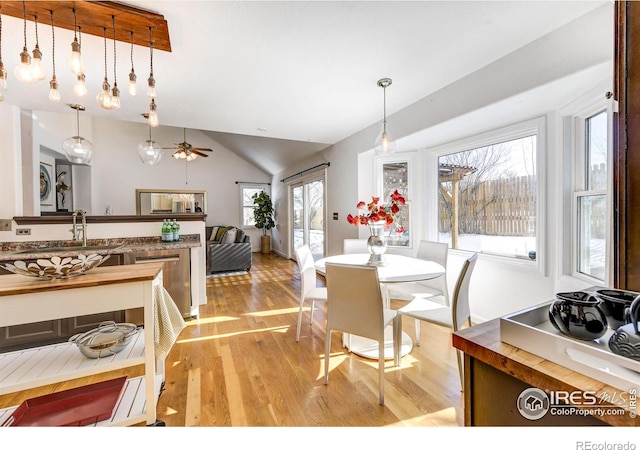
[240,185,268,228]
[574,110,608,281]
[382,162,410,247]
[437,131,538,260]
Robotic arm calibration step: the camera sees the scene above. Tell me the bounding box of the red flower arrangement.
[346,190,406,226]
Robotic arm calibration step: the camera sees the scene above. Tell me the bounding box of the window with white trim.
[240,185,268,228]
[435,119,543,262]
[573,109,608,282]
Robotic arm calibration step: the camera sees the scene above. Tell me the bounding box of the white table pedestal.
[342,327,413,360]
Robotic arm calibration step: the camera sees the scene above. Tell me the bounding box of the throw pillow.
[235,229,246,243]
[214,226,232,241]
[222,228,237,244]
[208,226,219,241]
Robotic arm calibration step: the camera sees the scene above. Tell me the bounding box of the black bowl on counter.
[594,289,640,329]
[549,292,608,341]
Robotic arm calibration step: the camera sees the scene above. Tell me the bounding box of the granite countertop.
[0,234,201,262]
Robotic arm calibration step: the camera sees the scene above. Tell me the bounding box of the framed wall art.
[39,162,55,208]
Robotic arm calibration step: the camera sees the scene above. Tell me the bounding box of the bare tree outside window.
[438,135,537,259]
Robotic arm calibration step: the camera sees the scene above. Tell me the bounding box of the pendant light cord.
[103,27,108,80]
[72,8,78,40]
[21,1,27,48]
[149,26,153,77]
[33,15,39,48]
[0,8,3,63]
[112,15,117,85]
[49,10,55,76]
[76,107,80,136]
[130,31,135,71]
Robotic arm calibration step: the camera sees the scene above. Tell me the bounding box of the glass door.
[291,175,325,260]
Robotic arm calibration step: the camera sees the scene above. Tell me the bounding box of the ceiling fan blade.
[192,147,212,152]
[192,150,210,158]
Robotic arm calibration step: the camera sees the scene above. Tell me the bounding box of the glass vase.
[367,220,388,265]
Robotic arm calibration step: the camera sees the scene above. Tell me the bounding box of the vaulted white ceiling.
[0,1,610,174]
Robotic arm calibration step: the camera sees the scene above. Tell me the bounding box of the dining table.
[314,253,445,361]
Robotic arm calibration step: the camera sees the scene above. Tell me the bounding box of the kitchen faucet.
[71,209,87,247]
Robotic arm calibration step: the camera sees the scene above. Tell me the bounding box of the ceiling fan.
[165,128,213,161]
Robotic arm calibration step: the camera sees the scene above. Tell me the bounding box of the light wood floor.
[0,252,464,427]
[156,252,464,427]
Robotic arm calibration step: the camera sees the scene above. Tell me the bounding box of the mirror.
[136,189,207,215]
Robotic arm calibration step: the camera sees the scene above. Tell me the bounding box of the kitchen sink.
[13,244,125,254]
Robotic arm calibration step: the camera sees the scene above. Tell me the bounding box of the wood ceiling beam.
[0,1,171,52]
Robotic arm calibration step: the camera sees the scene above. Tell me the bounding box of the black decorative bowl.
[549,292,608,341]
[594,289,640,329]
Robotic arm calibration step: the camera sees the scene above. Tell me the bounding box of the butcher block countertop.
[453,319,639,426]
[0,263,164,297]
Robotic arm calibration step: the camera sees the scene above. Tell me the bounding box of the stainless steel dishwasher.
[123,248,191,321]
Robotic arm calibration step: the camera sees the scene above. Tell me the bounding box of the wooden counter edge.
[452,319,639,426]
[0,263,163,297]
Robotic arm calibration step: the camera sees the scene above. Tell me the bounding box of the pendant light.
[137,114,163,165]
[128,32,137,96]
[148,98,159,127]
[73,28,87,97]
[374,78,397,156]
[0,9,7,100]
[63,104,94,164]
[96,27,112,109]
[14,2,33,84]
[68,8,84,75]
[30,15,45,81]
[109,15,120,109]
[147,27,156,98]
[48,10,60,102]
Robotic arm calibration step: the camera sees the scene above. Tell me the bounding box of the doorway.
[291,174,325,260]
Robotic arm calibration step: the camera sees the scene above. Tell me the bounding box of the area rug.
[206,270,249,279]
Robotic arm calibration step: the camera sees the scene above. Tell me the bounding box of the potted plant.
[252,191,275,254]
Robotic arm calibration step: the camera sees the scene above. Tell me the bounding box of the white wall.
[273,3,614,322]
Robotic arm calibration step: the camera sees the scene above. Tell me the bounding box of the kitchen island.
[452,319,639,426]
[0,263,165,426]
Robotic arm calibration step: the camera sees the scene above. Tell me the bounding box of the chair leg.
[310,299,316,326]
[324,328,332,385]
[414,318,421,346]
[393,315,401,367]
[378,339,385,405]
[295,298,305,342]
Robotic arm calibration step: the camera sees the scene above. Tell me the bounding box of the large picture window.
[437,134,537,260]
[240,185,268,228]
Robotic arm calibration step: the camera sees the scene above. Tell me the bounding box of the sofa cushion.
[210,226,233,242]
[222,228,237,244]
[235,229,246,243]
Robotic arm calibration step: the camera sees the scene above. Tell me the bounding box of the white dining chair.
[398,253,477,390]
[342,239,369,254]
[324,262,401,405]
[387,240,450,305]
[294,245,328,342]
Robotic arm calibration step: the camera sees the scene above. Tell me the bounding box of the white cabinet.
[0,264,165,427]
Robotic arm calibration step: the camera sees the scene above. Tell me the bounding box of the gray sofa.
[205,226,252,274]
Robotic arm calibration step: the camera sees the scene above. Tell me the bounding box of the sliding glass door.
[291,175,325,260]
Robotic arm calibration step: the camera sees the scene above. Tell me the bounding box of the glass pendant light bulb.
[137,139,163,165]
[48,76,61,102]
[147,75,156,98]
[63,104,94,164]
[30,45,45,81]
[129,70,137,96]
[14,47,33,83]
[148,99,159,127]
[96,78,112,109]
[110,83,121,110]
[73,73,87,96]
[69,37,84,75]
[63,136,94,164]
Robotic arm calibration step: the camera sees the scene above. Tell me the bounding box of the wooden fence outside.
[439,175,537,237]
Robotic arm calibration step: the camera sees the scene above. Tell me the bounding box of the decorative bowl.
[548,292,608,341]
[0,254,111,280]
[594,289,640,329]
[69,321,138,359]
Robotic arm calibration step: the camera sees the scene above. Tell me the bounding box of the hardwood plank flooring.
[156,252,464,427]
[0,252,464,427]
